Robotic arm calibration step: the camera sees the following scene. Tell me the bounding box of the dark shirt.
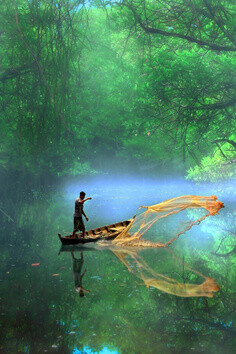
[74,198,83,217]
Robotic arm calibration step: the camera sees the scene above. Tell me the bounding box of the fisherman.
[72,191,92,238]
[71,252,90,297]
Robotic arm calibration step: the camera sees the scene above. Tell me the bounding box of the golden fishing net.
[111,247,220,298]
[113,195,224,247]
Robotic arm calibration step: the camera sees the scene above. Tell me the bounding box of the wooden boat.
[58,218,132,245]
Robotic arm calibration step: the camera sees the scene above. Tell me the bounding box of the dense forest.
[1,0,235,191]
[0,3,235,352]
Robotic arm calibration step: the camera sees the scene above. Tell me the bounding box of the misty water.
[0,177,235,353]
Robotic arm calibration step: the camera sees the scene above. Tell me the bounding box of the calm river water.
[0,177,235,353]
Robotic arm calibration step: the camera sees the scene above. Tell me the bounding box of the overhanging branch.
[184,99,236,111]
[124,3,236,52]
[211,139,236,149]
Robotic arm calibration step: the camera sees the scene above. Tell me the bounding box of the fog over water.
[64,175,235,221]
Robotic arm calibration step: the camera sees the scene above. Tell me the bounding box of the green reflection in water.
[73,346,119,353]
[0,186,235,353]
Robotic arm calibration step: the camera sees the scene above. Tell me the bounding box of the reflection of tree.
[111,247,219,298]
[213,246,236,257]
[198,206,236,259]
[212,230,236,257]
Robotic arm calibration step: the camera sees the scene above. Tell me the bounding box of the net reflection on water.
[110,247,220,298]
[60,245,220,298]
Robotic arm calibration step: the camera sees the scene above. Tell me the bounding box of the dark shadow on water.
[71,252,90,297]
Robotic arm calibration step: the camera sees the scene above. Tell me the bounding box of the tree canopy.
[0,0,235,187]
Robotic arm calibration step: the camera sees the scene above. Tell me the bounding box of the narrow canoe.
[58,219,132,245]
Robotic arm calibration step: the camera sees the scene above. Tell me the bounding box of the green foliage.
[0,0,235,184]
[186,140,236,182]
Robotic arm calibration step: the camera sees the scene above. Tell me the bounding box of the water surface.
[0,177,235,353]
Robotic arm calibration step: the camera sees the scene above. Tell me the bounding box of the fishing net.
[112,247,220,298]
[113,195,224,247]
